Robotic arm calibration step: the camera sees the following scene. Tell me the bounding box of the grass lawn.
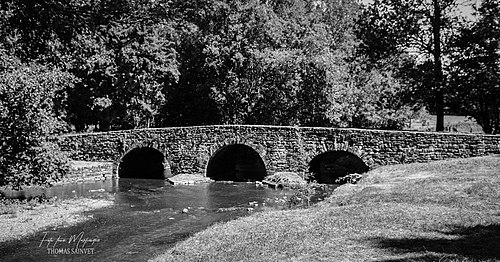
[407,115,484,133]
[151,155,500,262]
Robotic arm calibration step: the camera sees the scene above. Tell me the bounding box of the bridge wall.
[57,125,500,176]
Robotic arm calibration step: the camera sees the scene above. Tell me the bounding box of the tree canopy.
[449,0,500,134]
[0,0,422,132]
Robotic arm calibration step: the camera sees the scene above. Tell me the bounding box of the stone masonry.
[57,125,500,176]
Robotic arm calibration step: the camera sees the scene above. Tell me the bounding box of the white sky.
[358,0,480,19]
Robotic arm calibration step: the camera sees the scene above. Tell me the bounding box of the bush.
[263,172,307,189]
[0,60,73,190]
[334,173,363,184]
[286,182,319,208]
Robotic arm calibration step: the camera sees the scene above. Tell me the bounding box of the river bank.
[0,197,113,242]
[151,155,500,262]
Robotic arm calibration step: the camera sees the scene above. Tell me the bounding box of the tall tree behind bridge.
[161,0,415,128]
[65,0,180,131]
[1,0,181,131]
[0,0,421,130]
[449,0,500,134]
[162,0,357,126]
[357,0,469,131]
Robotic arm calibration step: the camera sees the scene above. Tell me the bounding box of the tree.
[449,0,500,134]
[0,0,92,65]
[0,0,421,133]
[65,0,180,131]
[169,0,365,126]
[162,0,412,129]
[68,22,179,131]
[0,3,74,189]
[0,0,183,131]
[324,52,415,129]
[357,0,469,131]
[0,57,74,189]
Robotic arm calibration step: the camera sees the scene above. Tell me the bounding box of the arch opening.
[118,147,167,179]
[308,151,369,184]
[206,144,267,182]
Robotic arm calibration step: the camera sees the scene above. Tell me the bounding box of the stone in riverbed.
[167,174,213,185]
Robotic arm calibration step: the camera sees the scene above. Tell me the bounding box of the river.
[0,178,337,261]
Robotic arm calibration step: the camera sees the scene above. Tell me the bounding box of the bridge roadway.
[57,125,500,182]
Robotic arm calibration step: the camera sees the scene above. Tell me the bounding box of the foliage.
[0,0,424,131]
[1,0,493,133]
[263,172,307,189]
[334,173,363,184]
[262,172,322,209]
[0,0,453,192]
[285,182,319,208]
[163,0,363,127]
[0,60,72,189]
[66,0,180,131]
[356,0,420,62]
[326,57,415,129]
[0,0,497,190]
[449,0,500,134]
[356,0,468,131]
[0,0,455,189]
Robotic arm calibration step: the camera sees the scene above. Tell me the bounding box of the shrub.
[286,182,319,208]
[334,173,363,184]
[263,172,307,189]
[0,60,73,190]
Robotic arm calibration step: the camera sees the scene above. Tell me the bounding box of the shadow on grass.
[370,224,500,262]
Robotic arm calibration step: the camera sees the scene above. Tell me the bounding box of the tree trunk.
[433,0,444,132]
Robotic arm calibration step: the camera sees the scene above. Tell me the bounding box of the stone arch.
[206,144,267,182]
[308,150,369,184]
[118,147,170,179]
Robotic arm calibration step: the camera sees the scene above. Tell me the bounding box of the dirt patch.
[0,198,113,242]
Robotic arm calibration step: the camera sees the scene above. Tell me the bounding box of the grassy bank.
[0,197,113,242]
[151,156,500,262]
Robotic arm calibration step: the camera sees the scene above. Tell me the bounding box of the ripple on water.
[0,178,337,262]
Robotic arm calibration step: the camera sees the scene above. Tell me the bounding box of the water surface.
[0,179,336,261]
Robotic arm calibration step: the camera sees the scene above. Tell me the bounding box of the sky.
[358,0,480,20]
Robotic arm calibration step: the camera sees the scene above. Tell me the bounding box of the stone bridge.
[57,125,500,183]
